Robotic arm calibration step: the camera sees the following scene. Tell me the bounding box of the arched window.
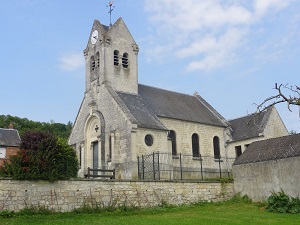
[122,52,129,68]
[192,133,200,157]
[96,52,100,68]
[90,56,95,71]
[213,136,220,159]
[114,50,119,66]
[168,130,177,156]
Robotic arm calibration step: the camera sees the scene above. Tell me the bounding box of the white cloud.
[58,52,84,72]
[254,0,291,18]
[143,0,297,72]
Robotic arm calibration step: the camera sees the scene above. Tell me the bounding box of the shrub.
[18,205,54,215]
[266,189,300,213]
[0,210,15,218]
[0,131,78,181]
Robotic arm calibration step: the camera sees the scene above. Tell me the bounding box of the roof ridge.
[0,128,18,131]
[138,83,195,98]
[193,93,229,127]
[106,85,138,125]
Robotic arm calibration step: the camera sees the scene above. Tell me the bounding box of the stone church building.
[68,18,288,179]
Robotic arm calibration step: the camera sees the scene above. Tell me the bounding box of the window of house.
[122,53,129,68]
[114,50,119,66]
[168,130,177,155]
[145,134,153,147]
[213,136,220,159]
[235,145,242,158]
[244,144,250,149]
[0,147,6,159]
[90,56,95,71]
[192,133,200,157]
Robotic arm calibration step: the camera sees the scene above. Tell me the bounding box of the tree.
[256,83,300,113]
[0,131,78,181]
[0,115,73,140]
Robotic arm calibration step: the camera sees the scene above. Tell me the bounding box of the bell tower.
[84,18,139,95]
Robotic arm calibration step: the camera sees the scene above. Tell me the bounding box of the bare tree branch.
[256,83,300,114]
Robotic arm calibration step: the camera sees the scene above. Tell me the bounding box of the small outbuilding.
[233,133,300,201]
[0,127,21,167]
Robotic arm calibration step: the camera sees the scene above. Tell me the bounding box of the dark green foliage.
[267,189,300,213]
[231,193,253,204]
[0,115,73,140]
[0,210,15,218]
[0,131,78,181]
[18,205,54,215]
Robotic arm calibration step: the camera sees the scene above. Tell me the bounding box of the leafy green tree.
[0,115,73,140]
[0,131,78,181]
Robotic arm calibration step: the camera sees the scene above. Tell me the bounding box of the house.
[68,18,288,180]
[0,125,21,167]
[226,107,289,159]
[233,133,300,201]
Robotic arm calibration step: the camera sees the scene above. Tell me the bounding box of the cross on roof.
[107,1,115,27]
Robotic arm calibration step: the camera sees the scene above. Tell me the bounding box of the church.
[68,18,288,179]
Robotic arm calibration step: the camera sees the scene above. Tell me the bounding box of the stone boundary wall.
[0,179,233,212]
[233,156,300,201]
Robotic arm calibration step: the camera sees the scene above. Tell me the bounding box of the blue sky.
[0,0,299,132]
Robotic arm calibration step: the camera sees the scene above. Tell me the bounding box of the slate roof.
[116,84,227,130]
[0,128,21,147]
[233,133,300,165]
[229,108,272,142]
[116,92,167,130]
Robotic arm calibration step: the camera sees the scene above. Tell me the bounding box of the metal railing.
[137,152,236,180]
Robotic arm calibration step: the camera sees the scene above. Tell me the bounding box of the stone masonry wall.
[233,157,300,201]
[0,179,233,212]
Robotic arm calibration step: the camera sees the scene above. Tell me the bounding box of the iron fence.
[137,152,236,180]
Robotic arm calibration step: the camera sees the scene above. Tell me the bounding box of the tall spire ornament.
[107,1,115,27]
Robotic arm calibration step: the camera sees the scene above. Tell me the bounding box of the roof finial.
[107,1,115,27]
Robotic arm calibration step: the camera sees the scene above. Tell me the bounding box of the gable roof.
[116,91,167,131]
[116,84,228,130]
[233,133,300,165]
[229,108,272,142]
[0,128,21,147]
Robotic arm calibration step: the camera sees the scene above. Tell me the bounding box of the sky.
[0,0,299,132]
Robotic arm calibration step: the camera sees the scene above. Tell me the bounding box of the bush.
[0,131,78,181]
[0,210,15,218]
[266,189,300,213]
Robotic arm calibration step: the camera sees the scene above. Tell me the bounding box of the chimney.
[8,123,14,129]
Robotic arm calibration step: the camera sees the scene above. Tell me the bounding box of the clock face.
[91,30,99,45]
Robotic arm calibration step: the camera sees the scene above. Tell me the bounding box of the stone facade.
[0,179,233,212]
[69,17,288,180]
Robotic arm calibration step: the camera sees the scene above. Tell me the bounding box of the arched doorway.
[85,113,106,171]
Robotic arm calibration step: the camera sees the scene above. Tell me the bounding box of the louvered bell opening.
[122,53,129,68]
[114,50,119,66]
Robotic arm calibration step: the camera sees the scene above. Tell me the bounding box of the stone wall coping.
[0,177,230,184]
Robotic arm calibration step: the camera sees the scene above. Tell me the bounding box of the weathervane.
[107,1,115,27]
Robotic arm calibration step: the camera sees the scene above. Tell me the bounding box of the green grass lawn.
[1,201,300,225]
